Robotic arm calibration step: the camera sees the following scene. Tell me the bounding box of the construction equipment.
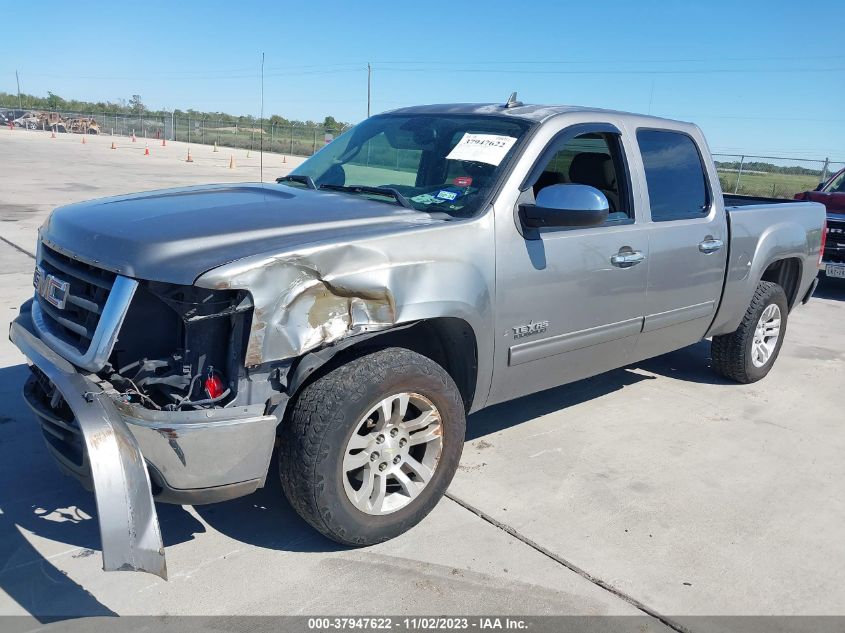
[30,112,100,135]
[37,112,66,133]
[66,117,100,135]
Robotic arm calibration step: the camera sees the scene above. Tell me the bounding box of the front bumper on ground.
[10,305,167,578]
[10,301,278,578]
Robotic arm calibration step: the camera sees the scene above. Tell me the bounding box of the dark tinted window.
[637,130,709,221]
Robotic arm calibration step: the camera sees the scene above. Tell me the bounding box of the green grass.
[717,170,820,199]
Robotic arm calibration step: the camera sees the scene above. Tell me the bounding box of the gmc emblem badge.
[33,265,70,310]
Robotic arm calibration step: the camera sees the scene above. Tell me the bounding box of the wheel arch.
[760,256,803,309]
[285,317,480,414]
[708,218,814,337]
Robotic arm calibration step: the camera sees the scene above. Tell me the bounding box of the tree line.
[714,160,824,176]
[0,91,349,132]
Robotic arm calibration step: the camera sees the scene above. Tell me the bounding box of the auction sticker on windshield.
[446,133,518,166]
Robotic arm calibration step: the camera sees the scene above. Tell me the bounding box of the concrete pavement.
[0,128,843,628]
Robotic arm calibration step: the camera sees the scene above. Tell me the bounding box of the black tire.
[279,347,466,546]
[711,281,788,383]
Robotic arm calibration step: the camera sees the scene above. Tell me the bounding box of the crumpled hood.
[41,183,440,285]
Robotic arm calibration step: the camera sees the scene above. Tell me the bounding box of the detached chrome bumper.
[10,304,166,579]
[10,301,279,579]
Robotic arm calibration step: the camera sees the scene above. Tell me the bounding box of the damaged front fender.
[197,244,416,365]
[10,312,166,579]
[193,221,496,405]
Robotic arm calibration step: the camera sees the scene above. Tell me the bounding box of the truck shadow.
[0,363,346,621]
[191,460,348,554]
[0,364,202,620]
[466,367,655,441]
[634,339,732,386]
[813,275,845,301]
[466,338,735,442]
[0,364,121,620]
[0,332,756,619]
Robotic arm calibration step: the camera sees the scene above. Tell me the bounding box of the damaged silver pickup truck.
[10,99,826,579]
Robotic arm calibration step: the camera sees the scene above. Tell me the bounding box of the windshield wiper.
[276,174,317,189]
[319,184,412,209]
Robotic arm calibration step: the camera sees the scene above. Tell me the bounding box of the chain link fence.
[4,105,843,197]
[0,106,340,157]
[712,153,844,199]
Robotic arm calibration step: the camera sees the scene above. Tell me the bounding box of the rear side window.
[637,130,710,221]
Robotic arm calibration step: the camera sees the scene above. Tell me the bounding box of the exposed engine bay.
[103,282,253,411]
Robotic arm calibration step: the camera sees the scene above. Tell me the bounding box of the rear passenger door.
[632,128,728,361]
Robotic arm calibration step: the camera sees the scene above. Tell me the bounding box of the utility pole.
[367,63,371,118]
[820,158,830,185]
[15,70,22,110]
[260,52,265,183]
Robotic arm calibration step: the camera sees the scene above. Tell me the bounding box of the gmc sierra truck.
[9,99,826,579]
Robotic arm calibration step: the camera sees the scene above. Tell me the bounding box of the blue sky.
[1,0,843,161]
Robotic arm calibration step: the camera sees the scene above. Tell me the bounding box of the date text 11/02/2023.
[306,617,529,630]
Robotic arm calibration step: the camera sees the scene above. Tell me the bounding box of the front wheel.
[279,347,466,546]
[711,281,788,383]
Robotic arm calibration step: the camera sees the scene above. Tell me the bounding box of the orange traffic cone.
[144,145,150,156]
[228,155,235,169]
[110,141,116,150]
[131,133,137,143]
[186,150,193,163]
[161,138,166,147]
[82,135,86,144]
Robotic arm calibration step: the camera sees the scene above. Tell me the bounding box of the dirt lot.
[1,128,844,629]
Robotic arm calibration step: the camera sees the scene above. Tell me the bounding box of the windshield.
[285,114,533,217]
[824,170,845,194]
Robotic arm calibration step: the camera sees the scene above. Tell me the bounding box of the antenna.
[505,91,523,109]
[367,62,372,117]
[260,52,265,183]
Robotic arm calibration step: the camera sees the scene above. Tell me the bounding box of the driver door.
[488,123,649,404]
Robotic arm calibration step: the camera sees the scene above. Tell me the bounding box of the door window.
[532,132,632,221]
[637,130,710,221]
[824,170,845,193]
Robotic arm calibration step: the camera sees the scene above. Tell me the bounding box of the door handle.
[699,237,724,254]
[610,249,645,268]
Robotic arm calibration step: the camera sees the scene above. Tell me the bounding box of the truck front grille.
[35,244,116,353]
[825,218,845,263]
[31,248,137,373]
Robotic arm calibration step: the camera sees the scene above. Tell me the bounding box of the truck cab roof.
[384,102,691,128]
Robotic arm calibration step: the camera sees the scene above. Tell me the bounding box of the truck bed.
[723,194,804,208]
[708,197,826,338]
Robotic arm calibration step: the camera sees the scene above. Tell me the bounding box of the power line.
[372,66,845,76]
[8,52,845,81]
[370,54,845,65]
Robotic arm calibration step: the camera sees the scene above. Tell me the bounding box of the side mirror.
[520,184,609,228]
[814,182,825,192]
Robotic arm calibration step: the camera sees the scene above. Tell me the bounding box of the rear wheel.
[711,281,788,383]
[279,347,465,545]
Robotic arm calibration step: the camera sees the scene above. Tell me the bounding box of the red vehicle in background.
[795,167,845,278]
